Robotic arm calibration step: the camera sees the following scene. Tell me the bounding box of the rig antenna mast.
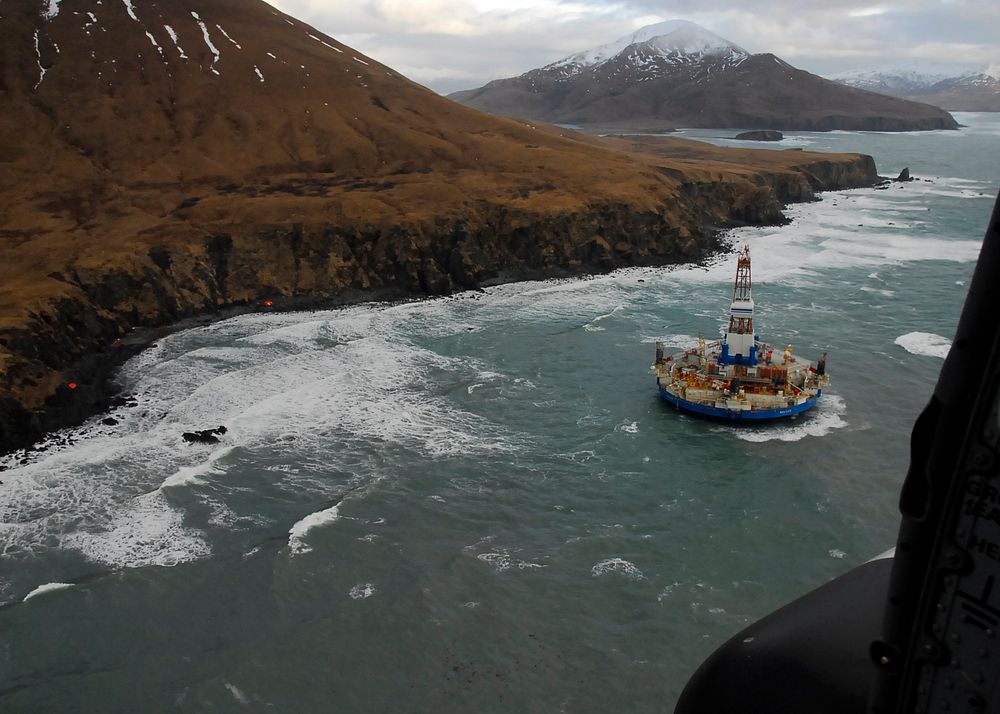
[721,245,756,364]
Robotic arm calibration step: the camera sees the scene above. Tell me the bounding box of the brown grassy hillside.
[0,0,878,451]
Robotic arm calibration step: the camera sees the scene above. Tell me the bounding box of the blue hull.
[658,383,819,421]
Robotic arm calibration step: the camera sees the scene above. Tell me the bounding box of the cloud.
[848,7,891,18]
[264,0,1000,92]
[371,0,479,35]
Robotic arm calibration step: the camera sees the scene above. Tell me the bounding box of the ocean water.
[1,113,998,712]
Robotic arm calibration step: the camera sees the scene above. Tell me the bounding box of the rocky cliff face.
[0,147,877,452]
[0,0,879,453]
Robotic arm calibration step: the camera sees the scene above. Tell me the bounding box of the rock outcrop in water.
[182,426,228,444]
[736,131,784,142]
[0,0,878,452]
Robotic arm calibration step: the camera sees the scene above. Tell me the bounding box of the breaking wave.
[288,504,341,556]
[22,582,74,602]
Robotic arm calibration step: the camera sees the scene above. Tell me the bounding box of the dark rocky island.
[736,130,784,141]
[0,1,879,452]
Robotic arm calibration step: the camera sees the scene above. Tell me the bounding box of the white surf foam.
[288,504,340,555]
[591,557,644,579]
[469,539,546,572]
[715,394,848,443]
[224,338,518,458]
[116,305,521,461]
[474,279,625,330]
[61,490,211,568]
[476,551,512,571]
[642,333,702,347]
[348,583,376,599]
[22,582,74,602]
[632,183,987,290]
[0,426,215,569]
[859,287,895,297]
[895,332,952,358]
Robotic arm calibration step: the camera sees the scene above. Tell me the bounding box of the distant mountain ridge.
[449,20,958,132]
[829,65,1000,111]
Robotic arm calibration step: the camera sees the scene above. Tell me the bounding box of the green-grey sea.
[1,113,998,712]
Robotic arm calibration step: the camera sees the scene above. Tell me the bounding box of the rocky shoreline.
[0,0,884,457]
[0,149,878,455]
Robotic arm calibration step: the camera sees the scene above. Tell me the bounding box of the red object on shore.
[262,300,274,307]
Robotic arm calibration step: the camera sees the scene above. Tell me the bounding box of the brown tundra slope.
[0,0,877,451]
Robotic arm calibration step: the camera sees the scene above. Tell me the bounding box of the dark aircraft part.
[869,192,1000,713]
[675,556,890,714]
[675,190,1000,714]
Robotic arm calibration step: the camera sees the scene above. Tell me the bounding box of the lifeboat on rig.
[652,246,830,420]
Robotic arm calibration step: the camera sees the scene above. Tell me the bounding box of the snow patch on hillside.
[308,33,344,53]
[32,30,46,89]
[120,0,138,22]
[191,11,221,75]
[215,24,241,49]
[42,0,61,20]
[164,25,187,59]
[144,30,164,57]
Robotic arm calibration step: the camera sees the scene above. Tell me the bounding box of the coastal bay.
[1,114,996,713]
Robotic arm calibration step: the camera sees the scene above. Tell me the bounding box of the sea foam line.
[584,304,625,331]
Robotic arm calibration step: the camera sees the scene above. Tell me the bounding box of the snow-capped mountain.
[829,67,955,94]
[829,64,1000,111]
[547,20,749,79]
[450,20,957,132]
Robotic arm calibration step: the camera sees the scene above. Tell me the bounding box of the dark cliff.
[0,146,877,452]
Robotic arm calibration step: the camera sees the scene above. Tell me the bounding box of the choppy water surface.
[2,113,998,712]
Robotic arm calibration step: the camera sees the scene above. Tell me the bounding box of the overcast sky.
[268,1,1000,94]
